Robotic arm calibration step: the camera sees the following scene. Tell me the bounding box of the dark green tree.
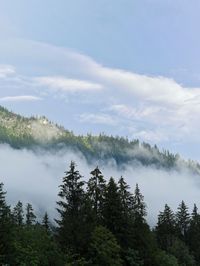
[176,200,190,242]
[156,204,176,251]
[133,183,147,223]
[188,204,200,264]
[56,161,87,255]
[42,212,50,231]
[87,166,106,223]
[102,177,123,239]
[0,183,14,264]
[13,201,24,226]
[26,203,36,226]
[89,225,122,266]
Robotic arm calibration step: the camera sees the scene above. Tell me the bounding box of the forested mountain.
[0,105,199,173]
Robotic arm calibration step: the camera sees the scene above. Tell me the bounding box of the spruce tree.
[156,204,176,251]
[56,161,86,254]
[87,166,106,223]
[102,177,123,239]
[26,203,36,225]
[176,200,190,242]
[188,204,200,263]
[0,183,13,264]
[42,212,50,231]
[117,177,135,249]
[133,183,147,223]
[13,201,24,226]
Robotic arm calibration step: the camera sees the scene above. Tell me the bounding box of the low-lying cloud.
[0,144,200,225]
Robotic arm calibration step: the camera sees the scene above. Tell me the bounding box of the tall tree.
[87,166,106,222]
[176,200,190,242]
[13,201,24,226]
[102,177,123,238]
[0,183,13,264]
[188,204,200,264]
[42,212,50,231]
[56,161,86,254]
[156,204,176,251]
[133,183,147,223]
[26,203,36,226]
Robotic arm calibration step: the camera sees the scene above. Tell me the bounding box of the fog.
[0,144,200,225]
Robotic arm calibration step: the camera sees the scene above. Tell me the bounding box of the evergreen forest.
[1,161,200,266]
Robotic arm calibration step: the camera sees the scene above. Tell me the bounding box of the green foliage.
[154,250,179,266]
[0,162,200,265]
[89,225,122,266]
[0,105,197,173]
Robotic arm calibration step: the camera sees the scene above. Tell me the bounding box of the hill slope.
[0,106,199,173]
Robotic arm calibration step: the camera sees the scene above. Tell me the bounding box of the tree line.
[0,161,200,265]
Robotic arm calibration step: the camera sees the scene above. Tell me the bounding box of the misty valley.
[0,107,200,265]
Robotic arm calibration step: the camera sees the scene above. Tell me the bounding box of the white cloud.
[0,95,42,102]
[35,76,103,92]
[79,113,117,126]
[1,39,200,144]
[0,65,15,78]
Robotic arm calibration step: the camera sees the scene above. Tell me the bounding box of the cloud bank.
[0,144,200,225]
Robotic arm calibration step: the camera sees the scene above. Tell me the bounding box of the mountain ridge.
[0,105,199,174]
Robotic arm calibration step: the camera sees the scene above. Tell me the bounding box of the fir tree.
[156,204,176,251]
[42,212,50,231]
[0,183,13,264]
[102,177,123,238]
[87,166,106,222]
[133,183,147,223]
[26,203,36,225]
[176,200,190,242]
[56,161,86,254]
[13,201,24,226]
[188,204,200,263]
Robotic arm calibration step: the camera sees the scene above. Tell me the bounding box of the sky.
[0,0,200,160]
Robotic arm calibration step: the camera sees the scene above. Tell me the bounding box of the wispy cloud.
[0,65,15,78]
[0,95,42,102]
[79,113,117,126]
[1,39,200,145]
[35,76,103,92]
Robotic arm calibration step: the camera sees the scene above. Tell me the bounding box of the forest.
[0,161,200,266]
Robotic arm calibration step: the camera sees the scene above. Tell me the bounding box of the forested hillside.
[0,106,199,173]
[0,162,199,265]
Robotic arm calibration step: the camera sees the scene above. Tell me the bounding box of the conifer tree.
[26,203,36,225]
[156,204,176,250]
[188,204,200,263]
[0,183,13,264]
[42,212,50,231]
[87,166,106,222]
[56,161,86,254]
[13,201,24,226]
[133,183,147,223]
[176,200,190,242]
[102,177,122,232]
[117,176,135,249]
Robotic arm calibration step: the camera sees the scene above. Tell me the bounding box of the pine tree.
[42,212,50,231]
[13,201,24,226]
[133,183,147,223]
[117,177,135,249]
[156,204,176,251]
[87,166,106,222]
[176,200,190,242]
[0,183,13,264]
[56,161,86,254]
[26,203,36,225]
[188,204,200,264]
[102,177,123,241]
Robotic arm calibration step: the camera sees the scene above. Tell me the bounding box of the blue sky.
[0,0,200,159]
